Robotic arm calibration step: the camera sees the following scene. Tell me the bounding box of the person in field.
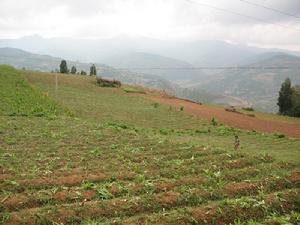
[234,135,240,150]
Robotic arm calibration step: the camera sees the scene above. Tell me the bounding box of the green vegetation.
[0,68,299,225]
[0,65,64,117]
[96,77,121,88]
[90,64,97,76]
[71,65,77,74]
[242,107,255,112]
[278,78,300,117]
[123,86,146,94]
[60,60,68,74]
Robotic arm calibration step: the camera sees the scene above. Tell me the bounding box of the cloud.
[0,0,299,50]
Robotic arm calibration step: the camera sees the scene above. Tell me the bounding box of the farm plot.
[0,69,300,225]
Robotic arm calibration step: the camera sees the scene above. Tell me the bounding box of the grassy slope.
[0,65,64,117]
[0,69,300,225]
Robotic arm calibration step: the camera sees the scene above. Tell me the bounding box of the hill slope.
[102,52,207,81]
[0,69,299,225]
[192,54,300,112]
[0,65,63,116]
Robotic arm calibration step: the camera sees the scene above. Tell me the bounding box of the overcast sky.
[0,0,300,50]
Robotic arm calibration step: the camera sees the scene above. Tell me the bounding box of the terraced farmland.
[0,66,300,225]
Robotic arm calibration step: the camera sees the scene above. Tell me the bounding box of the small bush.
[180,106,184,111]
[123,87,146,94]
[211,117,218,126]
[96,77,121,88]
[242,107,255,112]
[96,187,113,200]
[274,133,285,138]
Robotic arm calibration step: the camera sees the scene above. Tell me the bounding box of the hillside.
[0,68,300,225]
[192,54,300,112]
[102,52,207,81]
[0,65,63,117]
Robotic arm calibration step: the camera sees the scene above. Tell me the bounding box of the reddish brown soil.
[53,190,69,202]
[18,172,107,188]
[146,95,300,138]
[155,191,180,206]
[115,172,136,180]
[0,174,12,181]
[224,159,253,169]
[2,194,31,210]
[287,171,300,184]
[108,185,121,196]
[156,181,178,192]
[223,181,258,196]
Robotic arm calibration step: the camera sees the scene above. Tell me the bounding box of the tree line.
[278,78,300,117]
[59,60,97,76]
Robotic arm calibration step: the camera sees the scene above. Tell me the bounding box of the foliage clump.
[70,65,77,74]
[277,78,300,117]
[59,60,68,74]
[96,77,121,88]
[90,64,97,76]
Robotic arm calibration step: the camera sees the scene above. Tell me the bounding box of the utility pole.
[55,73,58,97]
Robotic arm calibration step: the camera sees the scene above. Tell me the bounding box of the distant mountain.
[102,52,207,81]
[192,54,300,112]
[1,35,299,67]
[0,47,63,71]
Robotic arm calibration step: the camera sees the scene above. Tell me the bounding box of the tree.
[80,70,87,75]
[293,85,300,117]
[90,64,97,76]
[71,66,77,74]
[60,60,68,74]
[277,78,295,116]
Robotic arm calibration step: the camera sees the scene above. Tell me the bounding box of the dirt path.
[146,95,300,139]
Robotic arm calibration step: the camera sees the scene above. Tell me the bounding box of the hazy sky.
[0,0,300,50]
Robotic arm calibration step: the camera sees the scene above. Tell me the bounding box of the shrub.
[242,107,255,112]
[96,77,121,88]
[153,102,159,108]
[211,117,218,126]
[123,87,146,94]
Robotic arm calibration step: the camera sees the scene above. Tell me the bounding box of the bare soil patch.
[145,95,300,138]
[223,182,258,196]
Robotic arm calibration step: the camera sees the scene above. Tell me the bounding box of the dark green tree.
[71,66,77,74]
[277,78,295,116]
[293,86,300,117]
[60,60,68,74]
[80,70,87,75]
[90,64,97,76]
